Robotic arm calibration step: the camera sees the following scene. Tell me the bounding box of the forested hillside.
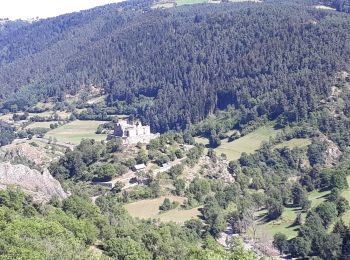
[2,0,350,259]
[0,0,349,133]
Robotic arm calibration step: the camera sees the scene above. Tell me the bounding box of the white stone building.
[114,120,159,145]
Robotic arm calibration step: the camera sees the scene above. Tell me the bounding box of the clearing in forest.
[45,120,108,145]
[124,196,201,224]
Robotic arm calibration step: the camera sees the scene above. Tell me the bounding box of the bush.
[273,233,288,254]
[289,237,311,258]
[315,202,338,227]
[267,199,283,220]
[168,164,184,179]
[159,198,178,212]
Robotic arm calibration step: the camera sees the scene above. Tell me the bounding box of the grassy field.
[195,125,280,161]
[124,196,201,224]
[341,176,350,223]
[216,125,280,160]
[0,111,71,123]
[25,121,58,129]
[45,120,107,144]
[274,138,311,149]
[230,0,262,2]
[31,102,55,110]
[0,113,13,122]
[28,111,54,118]
[87,95,106,105]
[255,176,350,240]
[255,190,330,239]
[176,0,207,5]
[194,136,210,146]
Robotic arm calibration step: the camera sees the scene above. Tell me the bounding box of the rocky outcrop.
[0,162,67,202]
[318,133,343,166]
[0,143,51,166]
[184,155,235,183]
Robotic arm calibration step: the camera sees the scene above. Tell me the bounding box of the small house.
[133,163,146,172]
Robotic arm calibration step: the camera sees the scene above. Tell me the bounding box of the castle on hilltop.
[114,120,159,145]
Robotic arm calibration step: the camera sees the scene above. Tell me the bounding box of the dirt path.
[152,157,187,176]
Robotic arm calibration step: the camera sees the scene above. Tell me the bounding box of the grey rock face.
[0,162,67,202]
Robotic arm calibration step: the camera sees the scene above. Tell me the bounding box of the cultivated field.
[124,196,201,224]
[45,120,108,145]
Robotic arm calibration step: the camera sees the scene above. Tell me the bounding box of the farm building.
[133,163,146,172]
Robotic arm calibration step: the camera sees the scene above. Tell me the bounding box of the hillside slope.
[0,0,349,132]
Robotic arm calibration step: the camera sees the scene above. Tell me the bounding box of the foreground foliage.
[0,187,255,259]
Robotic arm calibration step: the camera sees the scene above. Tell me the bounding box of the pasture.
[45,120,108,145]
[124,196,201,224]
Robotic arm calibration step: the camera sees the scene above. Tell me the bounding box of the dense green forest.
[0,0,349,132]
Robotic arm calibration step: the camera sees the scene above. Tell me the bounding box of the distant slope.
[0,0,349,132]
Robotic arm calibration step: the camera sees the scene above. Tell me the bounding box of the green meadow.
[125,196,201,224]
[45,120,108,145]
[195,125,280,161]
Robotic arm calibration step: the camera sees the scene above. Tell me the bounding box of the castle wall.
[113,121,158,144]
